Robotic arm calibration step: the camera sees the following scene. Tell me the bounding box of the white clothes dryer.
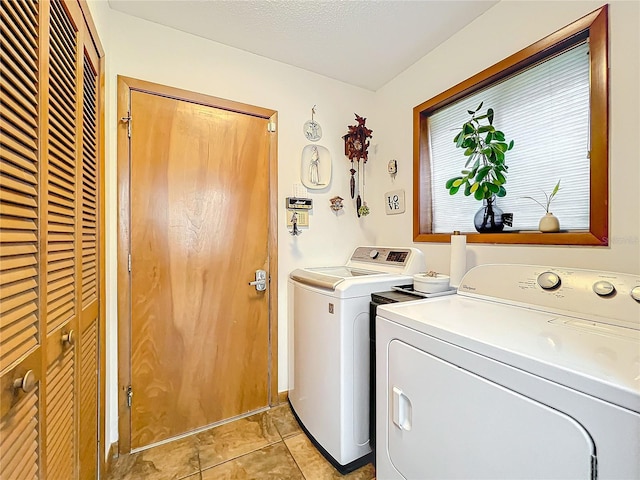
[288,247,425,473]
[376,264,640,480]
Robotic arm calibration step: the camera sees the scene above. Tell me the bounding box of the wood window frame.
[413,5,608,245]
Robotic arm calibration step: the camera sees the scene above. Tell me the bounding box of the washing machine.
[376,264,640,479]
[288,246,425,473]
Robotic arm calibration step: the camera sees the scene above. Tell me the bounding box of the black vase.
[474,197,505,233]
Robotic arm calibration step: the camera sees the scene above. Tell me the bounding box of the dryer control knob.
[631,286,640,302]
[593,281,616,297]
[370,250,379,259]
[537,272,561,290]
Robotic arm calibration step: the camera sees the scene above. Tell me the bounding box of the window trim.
[413,5,608,245]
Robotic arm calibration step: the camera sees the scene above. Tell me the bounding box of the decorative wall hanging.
[303,105,322,142]
[384,189,406,215]
[343,114,373,217]
[289,211,302,236]
[387,159,397,179]
[286,197,313,236]
[301,145,331,189]
[329,196,344,212]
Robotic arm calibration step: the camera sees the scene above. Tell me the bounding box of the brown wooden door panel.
[78,315,97,479]
[129,91,270,448]
[0,352,42,480]
[78,47,100,479]
[44,337,75,480]
[42,2,80,479]
[1,0,104,478]
[0,0,43,478]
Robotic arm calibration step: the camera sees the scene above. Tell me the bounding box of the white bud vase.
[539,212,560,232]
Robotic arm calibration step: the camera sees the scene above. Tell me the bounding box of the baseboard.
[105,441,119,476]
[276,391,288,405]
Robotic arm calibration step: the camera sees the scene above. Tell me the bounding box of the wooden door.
[78,43,101,480]
[1,0,104,478]
[44,0,81,476]
[127,90,271,449]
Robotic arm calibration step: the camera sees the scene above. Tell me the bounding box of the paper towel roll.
[449,232,467,289]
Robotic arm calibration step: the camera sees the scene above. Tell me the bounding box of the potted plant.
[522,180,561,232]
[445,102,514,232]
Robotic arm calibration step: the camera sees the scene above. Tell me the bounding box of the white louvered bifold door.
[0,0,43,478]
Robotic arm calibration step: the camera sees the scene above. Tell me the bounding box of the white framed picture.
[385,189,405,215]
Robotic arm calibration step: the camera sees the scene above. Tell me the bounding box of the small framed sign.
[385,189,405,215]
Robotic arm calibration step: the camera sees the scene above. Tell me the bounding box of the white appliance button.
[537,272,561,290]
[630,286,640,302]
[370,250,379,259]
[593,281,615,296]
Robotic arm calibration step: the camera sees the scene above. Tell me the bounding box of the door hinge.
[128,254,131,272]
[591,455,597,480]
[121,112,132,137]
[126,385,133,408]
[267,121,276,133]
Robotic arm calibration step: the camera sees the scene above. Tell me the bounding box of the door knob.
[249,270,267,291]
[62,330,74,345]
[13,370,36,393]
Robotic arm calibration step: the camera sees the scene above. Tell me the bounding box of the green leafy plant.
[522,180,561,213]
[445,102,515,200]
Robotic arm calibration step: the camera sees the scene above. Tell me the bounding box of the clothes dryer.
[376,264,640,479]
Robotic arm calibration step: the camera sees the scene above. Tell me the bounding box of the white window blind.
[429,41,590,233]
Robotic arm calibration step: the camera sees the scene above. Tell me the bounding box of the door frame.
[116,76,278,453]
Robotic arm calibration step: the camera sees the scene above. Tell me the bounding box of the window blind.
[428,41,590,233]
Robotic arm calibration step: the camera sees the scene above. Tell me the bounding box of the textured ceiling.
[108,0,498,91]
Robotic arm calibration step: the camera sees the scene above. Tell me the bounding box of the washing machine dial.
[537,272,561,290]
[631,286,640,302]
[593,280,616,297]
[369,249,379,259]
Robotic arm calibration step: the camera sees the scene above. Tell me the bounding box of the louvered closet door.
[2,1,102,479]
[0,0,43,478]
[78,46,100,480]
[44,0,81,479]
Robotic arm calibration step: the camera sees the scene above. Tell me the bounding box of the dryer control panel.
[349,247,425,275]
[458,264,640,330]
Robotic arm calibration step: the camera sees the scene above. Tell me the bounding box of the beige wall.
[87,0,377,450]
[370,0,640,276]
[88,0,640,450]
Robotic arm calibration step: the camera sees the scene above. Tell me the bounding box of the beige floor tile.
[285,433,375,480]
[196,411,281,470]
[268,403,303,439]
[107,437,200,480]
[200,442,304,480]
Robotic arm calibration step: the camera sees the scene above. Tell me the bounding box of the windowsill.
[413,231,607,246]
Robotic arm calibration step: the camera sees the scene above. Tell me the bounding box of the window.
[413,6,608,245]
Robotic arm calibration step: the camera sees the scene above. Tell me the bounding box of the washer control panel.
[459,264,640,330]
[593,280,616,297]
[348,247,425,275]
[537,272,561,290]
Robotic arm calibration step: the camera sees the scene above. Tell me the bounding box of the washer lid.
[289,266,384,291]
[377,295,640,413]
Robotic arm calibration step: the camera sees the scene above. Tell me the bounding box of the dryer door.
[387,340,596,479]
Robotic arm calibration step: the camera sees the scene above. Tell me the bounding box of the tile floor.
[107,403,376,480]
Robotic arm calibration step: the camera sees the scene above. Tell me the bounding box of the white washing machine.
[288,246,425,473]
[376,264,640,480]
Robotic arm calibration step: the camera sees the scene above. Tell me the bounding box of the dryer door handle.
[392,386,412,431]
